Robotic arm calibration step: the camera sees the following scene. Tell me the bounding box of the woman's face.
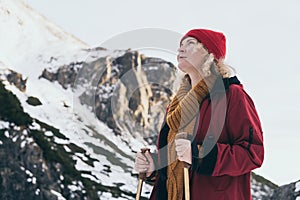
[177,37,209,74]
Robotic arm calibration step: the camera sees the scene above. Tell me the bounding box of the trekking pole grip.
[138,148,150,180]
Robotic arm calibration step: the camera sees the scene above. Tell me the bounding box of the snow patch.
[99,192,129,200]
[27,177,37,184]
[50,190,66,200]
[53,137,69,144]
[295,181,300,192]
[35,188,40,195]
[67,185,81,192]
[63,145,72,153]
[25,169,33,177]
[68,181,84,192]
[20,140,26,148]
[44,131,53,137]
[22,129,28,135]
[29,121,41,130]
[20,137,34,148]
[12,135,18,142]
[0,120,9,129]
[75,153,88,161]
[4,131,9,138]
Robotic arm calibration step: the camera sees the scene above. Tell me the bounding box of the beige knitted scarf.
[165,74,216,200]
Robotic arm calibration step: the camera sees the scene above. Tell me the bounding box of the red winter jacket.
[149,76,264,200]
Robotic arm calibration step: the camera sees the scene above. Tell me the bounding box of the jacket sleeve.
[191,85,264,176]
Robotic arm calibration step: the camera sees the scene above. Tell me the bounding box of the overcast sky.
[23,0,300,186]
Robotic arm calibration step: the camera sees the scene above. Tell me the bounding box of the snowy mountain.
[0,0,149,199]
[0,0,296,199]
[0,0,87,74]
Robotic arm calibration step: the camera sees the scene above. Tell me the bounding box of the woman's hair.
[202,53,236,78]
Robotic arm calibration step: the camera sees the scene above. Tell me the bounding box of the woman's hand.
[175,137,192,165]
[134,151,155,177]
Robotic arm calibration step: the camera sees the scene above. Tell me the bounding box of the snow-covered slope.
[0,0,89,77]
[0,65,150,199]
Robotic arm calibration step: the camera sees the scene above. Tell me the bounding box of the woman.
[135,28,264,200]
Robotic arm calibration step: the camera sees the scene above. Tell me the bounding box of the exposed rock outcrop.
[270,180,300,200]
[40,50,177,142]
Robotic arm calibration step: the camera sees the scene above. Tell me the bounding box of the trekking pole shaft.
[136,179,144,200]
[183,163,190,200]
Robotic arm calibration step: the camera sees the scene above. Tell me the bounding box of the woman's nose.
[177,46,185,53]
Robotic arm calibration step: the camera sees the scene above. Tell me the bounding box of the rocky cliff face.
[40,50,176,144]
[269,180,300,200]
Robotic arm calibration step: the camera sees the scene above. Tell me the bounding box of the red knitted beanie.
[181,28,226,60]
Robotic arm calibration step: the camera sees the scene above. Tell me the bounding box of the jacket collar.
[210,75,241,94]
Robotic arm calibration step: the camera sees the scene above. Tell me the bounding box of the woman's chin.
[177,66,185,73]
[178,63,188,73]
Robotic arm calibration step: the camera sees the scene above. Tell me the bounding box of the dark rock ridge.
[269,180,300,200]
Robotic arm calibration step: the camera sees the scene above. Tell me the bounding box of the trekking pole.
[183,162,190,200]
[136,148,150,200]
[175,133,190,200]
